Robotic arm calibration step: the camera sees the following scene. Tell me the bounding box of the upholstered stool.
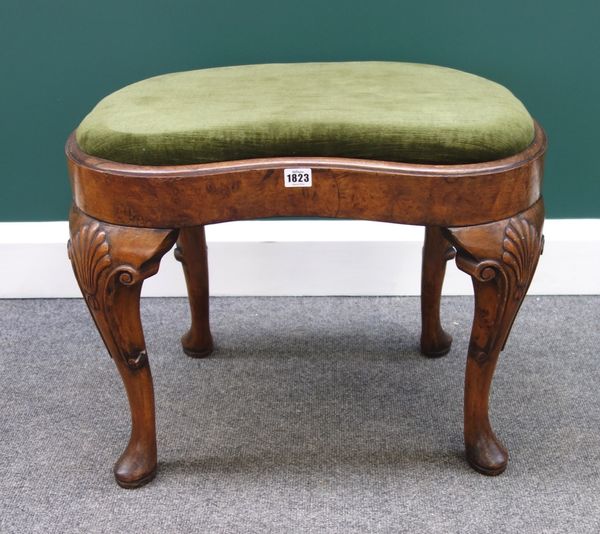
[66,62,545,488]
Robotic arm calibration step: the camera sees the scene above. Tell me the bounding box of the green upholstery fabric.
[76,62,535,165]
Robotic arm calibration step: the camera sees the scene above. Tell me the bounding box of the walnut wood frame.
[66,123,546,487]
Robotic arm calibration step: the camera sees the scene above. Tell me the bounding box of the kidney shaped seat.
[66,61,546,488]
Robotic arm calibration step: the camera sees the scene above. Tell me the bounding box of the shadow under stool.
[66,62,545,487]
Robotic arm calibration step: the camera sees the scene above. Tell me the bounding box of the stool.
[66,62,545,488]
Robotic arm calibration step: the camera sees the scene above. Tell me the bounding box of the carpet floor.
[0,296,599,533]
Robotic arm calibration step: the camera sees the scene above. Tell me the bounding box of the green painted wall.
[1,0,598,221]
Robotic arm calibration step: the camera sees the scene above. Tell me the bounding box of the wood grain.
[420,226,455,357]
[445,198,545,475]
[68,206,178,488]
[67,123,545,228]
[174,226,214,357]
[66,119,546,485]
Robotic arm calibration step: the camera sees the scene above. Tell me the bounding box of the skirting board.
[0,219,599,297]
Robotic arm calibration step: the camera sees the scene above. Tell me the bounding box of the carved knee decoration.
[68,207,178,487]
[65,62,548,485]
[445,199,544,475]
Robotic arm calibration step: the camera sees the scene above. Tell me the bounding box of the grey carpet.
[0,296,599,533]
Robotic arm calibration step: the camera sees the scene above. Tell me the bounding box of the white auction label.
[284,168,312,187]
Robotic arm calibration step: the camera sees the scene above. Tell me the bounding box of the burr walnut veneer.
[66,63,545,488]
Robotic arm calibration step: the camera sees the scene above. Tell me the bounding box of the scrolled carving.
[108,265,144,287]
[455,256,505,284]
[68,223,146,308]
[448,204,544,365]
[68,222,112,310]
[502,217,541,301]
[126,350,148,369]
[68,220,151,370]
[454,213,541,297]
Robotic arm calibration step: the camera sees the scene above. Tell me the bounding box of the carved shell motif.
[501,217,540,301]
[68,223,112,309]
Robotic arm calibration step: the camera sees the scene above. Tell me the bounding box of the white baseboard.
[0,219,599,297]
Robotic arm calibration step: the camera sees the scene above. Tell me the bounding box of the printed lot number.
[284,168,312,187]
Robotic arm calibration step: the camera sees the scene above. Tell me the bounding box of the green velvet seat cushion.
[76,62,535,166]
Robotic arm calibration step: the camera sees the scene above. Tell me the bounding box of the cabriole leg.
[420,226,456,357]
[174,226,214,358]
[445,199,544,475]
[68,207,178,488]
